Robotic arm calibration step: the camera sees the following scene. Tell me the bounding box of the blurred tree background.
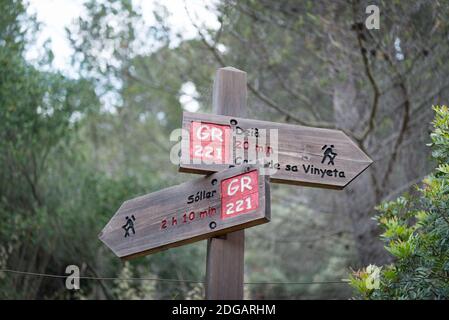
[1,0,448,299]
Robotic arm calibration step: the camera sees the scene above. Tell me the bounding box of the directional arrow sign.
[99,165,270,259]
[179,112,373,189]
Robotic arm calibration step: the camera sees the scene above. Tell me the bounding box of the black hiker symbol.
[321,145,337,165]
[122,215,136,238]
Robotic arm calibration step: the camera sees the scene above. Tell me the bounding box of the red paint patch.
[221,170,259,219]
[190,121,231,164]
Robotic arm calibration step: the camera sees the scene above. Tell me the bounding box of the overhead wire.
[0,269,348,285]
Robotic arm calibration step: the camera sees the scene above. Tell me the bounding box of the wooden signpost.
[99,66,373,301]
[179,112,373,189]
[205,67,248,300]
[99,165,270,259]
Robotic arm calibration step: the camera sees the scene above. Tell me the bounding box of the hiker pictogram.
[321,145,337,165]
[122,215,136,238]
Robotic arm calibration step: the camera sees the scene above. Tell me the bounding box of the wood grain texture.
[206,67,247,300]
[212,67,247,117]
[180,112,373,189]
[206,230,244,299]
[99,165,270,260]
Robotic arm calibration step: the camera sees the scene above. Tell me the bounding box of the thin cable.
[244,281,347,285]
[0,269,347,285]
[0,269,203,284]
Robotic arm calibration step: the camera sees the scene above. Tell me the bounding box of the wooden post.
[205,67,247,300]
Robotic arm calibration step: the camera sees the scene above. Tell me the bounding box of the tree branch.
[352,2,380,142]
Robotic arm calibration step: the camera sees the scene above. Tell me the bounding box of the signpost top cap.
[220,66,247,74]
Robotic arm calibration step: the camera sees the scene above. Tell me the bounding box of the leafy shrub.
[349,106,449,299]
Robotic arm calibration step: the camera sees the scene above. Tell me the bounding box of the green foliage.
[111,262,155,300]
[0,25,108,300]
[0,0,37,53]
[0,0,205,299]
[349,106,449,299]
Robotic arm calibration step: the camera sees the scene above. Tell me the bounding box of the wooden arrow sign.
[179,112,373,189]
[99,165,270,259]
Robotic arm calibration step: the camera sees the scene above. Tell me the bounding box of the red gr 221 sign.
[99,165,270,259]
[221,170,259,219]
[190,121,231,164]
